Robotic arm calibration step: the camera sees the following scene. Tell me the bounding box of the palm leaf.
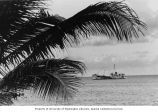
[0,1,146,70]
[0,92,14,105]
[60,1,146,41]
[1,11,65,71]
[0,0,46,38]
[0,58,86,101]
[0,0,48,66]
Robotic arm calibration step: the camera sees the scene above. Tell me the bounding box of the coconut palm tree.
[0,0,146,105]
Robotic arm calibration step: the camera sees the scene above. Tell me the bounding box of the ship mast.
[114,64,115,71]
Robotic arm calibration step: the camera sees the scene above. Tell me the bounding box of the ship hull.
[92,75,112,80]
[92,74,126,80]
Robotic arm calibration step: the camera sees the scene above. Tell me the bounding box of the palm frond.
[0,92,13,105]
[0,1,146,70]
[0,58,86,100]
[61,1,146,42]
[0,90,24,105]
[0,10,66,72]
[0,0,46,38]
[0,0,49,65]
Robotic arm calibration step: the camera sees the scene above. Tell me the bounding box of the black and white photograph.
[0,0,158,111]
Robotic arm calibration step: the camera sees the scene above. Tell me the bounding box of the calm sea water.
[14,75,158,106]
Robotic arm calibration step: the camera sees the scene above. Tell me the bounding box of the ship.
[92,64,127,80]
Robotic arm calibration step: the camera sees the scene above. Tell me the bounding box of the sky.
[50,0,158,76]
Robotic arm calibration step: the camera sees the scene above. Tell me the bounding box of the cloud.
[83,49,155,72]
[145,14,158,34]
[66,37,158,75]
[80,37,150,47]
[151,55,158,65]
[134,51,149,58]
[85,54,154,75]
[81,37,117,46]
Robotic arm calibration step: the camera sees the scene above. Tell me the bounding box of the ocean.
[13,75,158,106]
